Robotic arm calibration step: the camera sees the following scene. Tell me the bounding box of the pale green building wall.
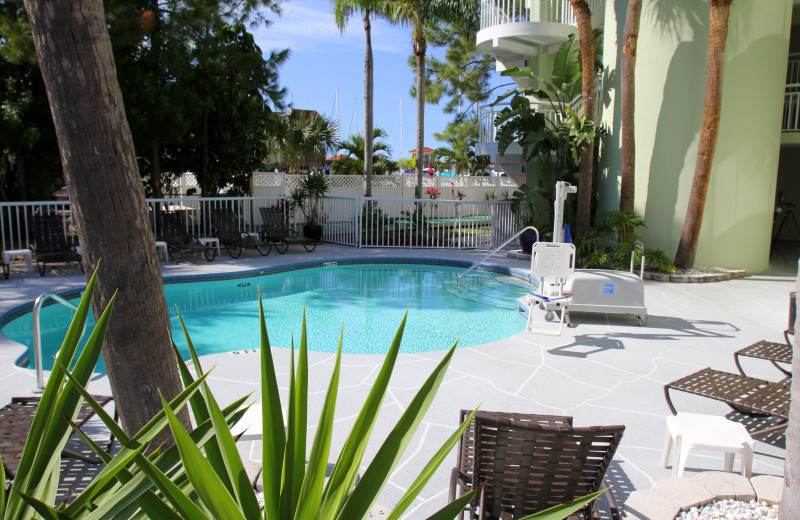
[599,0,792,272]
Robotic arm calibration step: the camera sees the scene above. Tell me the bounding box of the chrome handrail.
[33,292,80,393]
[630,240,645,278]
[457,226,539,287]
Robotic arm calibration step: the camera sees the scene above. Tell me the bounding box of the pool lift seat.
[520,242,576,336]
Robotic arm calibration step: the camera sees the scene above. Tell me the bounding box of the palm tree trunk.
[363,9,374,197]
[23,0,189,440]
[620,0,641,214]
[674,0,732,269]
[414,38,426,199]
[570,0,595,239]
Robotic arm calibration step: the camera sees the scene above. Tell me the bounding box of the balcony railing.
[784,54,800,132]
[479,100,563,144]
[480,0,604,31]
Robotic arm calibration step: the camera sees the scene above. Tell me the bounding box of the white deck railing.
[480,0,604,31]
[0,196,517,254]
[479,100,564,144]
[784,54,800,132]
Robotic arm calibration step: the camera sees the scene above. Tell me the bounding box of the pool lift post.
[518,181,648,328]
[553,181,577,243]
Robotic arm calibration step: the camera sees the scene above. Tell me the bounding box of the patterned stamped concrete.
[0,246,793,518]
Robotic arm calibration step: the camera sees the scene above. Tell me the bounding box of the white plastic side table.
[154,241,169,262]
[198,237,221,256]
[231,403,263,460]
[662,412,754,477]
[3,249,33,271]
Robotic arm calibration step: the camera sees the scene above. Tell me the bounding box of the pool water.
[1,263,533,373]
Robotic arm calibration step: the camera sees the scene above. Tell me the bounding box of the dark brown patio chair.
[0,252,8,280]
[449,410,624,520]
[32,213,83,276]
[259,206,316,254]
[213,208,270,258]
[664,367,790,437]
[0,395,116,480]
[734,336,792,378]
[159,210,217,263]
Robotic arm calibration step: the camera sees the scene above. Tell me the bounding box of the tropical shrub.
[2,266,611,520]
[290,171,330,224]
[493,35,596,232]
[576,210,676,274]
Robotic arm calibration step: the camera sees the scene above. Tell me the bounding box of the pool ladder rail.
[33,292,83,393]
[457,226,539,288]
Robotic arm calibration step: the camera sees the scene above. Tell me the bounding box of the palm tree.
[273,111,339,174]
[620,0,642,214]
[333,0,392,197]
[331,127,394,175]
[673,0,733,268]
[568,0,596,239]
[386,0,476,198]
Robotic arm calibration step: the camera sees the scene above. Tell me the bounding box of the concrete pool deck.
[0,244,795,518]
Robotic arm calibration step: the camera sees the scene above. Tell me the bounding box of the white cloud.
[251,0,408,54]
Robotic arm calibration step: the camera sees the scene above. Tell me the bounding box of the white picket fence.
[0,196,517,254]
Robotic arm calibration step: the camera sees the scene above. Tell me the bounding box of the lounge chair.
[449,410,624,520]
[259,206,317,254]
[664,368,790,437]
[213,208,270,258]
[0,252,8,279]
[159,211,217,263]
[0,395,115,480]
[32,213,83,276]
[734,336,792,378]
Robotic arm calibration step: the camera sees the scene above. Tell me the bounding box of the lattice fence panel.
[373,176,402,188]
[252,172,285,187]
[326,175,364,189]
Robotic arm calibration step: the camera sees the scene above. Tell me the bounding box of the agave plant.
[1,266,606,520]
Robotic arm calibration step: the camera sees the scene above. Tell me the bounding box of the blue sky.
[249,0,502,161]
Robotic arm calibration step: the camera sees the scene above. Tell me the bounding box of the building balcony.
[783,54,800,136]
[477,0,604,63]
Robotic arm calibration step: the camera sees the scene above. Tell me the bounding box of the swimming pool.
[1,261,534,372]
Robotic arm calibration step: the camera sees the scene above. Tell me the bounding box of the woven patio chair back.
[159,210,193,245]
[453,410,574,506]
[259,206,289,242]
[472,411,624,519]
[214,208,242,246]
[34,213,70,255]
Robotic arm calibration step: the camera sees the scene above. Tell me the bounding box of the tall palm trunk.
[414,37,426,199]
[23,0,189,439]
[363,9,374,197]
[786,276,800,517]
[569,0,595,239]
[620,0,641,214]
[674,0,732,268]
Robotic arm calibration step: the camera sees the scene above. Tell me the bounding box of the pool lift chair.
[519,181,648,328]
[520,242,576,336]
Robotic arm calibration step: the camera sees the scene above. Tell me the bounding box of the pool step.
[442,275,532,310]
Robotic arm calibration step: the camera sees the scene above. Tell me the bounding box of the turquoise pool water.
[1,263,532,372]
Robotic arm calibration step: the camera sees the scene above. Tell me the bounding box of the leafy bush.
[576,210,676,274]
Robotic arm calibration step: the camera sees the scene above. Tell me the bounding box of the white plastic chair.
[522,242,576,335]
